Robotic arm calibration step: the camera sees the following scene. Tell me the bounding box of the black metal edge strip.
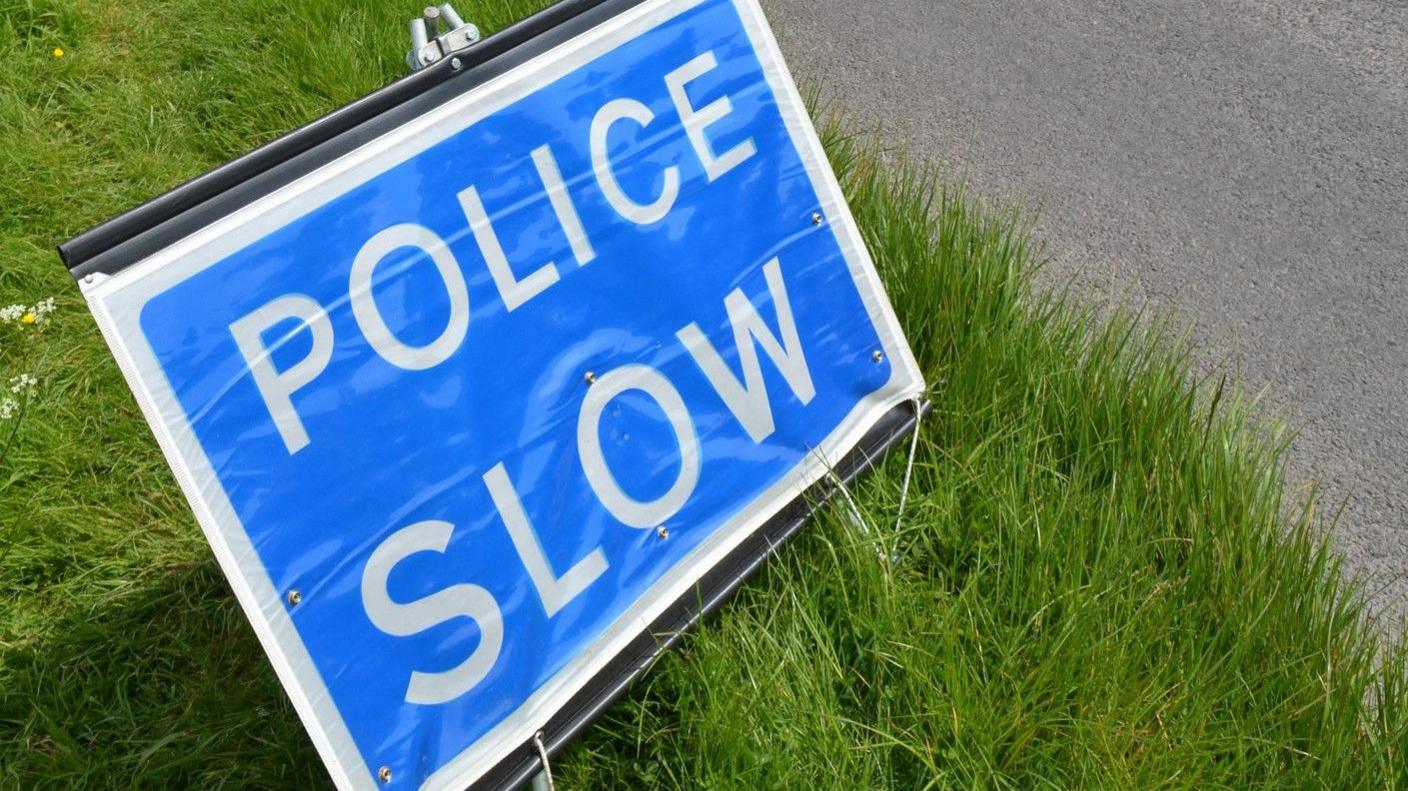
[58,0,635,276]
[474,397,931,791]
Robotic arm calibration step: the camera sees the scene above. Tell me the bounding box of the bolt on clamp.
[407,4,481,71]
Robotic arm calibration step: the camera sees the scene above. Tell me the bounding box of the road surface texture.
[762,0,1408,619]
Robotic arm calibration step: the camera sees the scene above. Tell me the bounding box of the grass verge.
[2,0,1406,788]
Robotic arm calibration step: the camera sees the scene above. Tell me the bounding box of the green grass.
[2,0,1406,788]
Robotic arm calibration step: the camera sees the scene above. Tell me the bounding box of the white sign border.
[81,0,925,788]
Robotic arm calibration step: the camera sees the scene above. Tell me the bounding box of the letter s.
[360,520,503,705]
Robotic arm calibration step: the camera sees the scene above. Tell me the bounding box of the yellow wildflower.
[53,47,64,58]
[21,313,36,324]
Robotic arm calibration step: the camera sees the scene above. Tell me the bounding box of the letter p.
[229,294,334,455]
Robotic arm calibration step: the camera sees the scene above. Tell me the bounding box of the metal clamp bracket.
[407,4,482,71]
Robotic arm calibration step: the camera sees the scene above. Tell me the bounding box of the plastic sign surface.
[80,0,923,788]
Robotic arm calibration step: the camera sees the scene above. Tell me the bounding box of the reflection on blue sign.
[113,0,921,787]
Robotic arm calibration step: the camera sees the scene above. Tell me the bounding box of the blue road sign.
[79,0,923,787]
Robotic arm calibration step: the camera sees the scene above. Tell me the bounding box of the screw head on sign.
[811,212,824,226]
[656,525,669,540]
[584,371,597,385]
[83,273,95,284]
[378,766,392,784]
[450,56,462,71]
[286,589,302,607]
[872,350,885,363]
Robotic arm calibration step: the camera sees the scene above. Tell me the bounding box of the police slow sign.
[72,0,923,787]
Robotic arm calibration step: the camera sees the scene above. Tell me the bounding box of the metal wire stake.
[530,732,555,791]
[893,393,925,533]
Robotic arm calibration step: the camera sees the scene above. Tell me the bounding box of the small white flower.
[0,397,15,420]
[33,297,56,319]
[0,304,23,322]
[8,373,36,394]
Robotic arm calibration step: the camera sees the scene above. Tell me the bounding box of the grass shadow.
[1,558,328,789]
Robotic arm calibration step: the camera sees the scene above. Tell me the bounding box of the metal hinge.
[407,4,481,71]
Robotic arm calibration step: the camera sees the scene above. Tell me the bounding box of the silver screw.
[83,273,95,284]
[286,589,303,607]
[378,766,392,784]
[811,212,824,226]
[449,56,462,71]
[584,371,596,385]
[656,525,669,540]
[872,350,884,363]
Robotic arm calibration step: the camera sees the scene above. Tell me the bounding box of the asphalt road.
[762,0,1408,617]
